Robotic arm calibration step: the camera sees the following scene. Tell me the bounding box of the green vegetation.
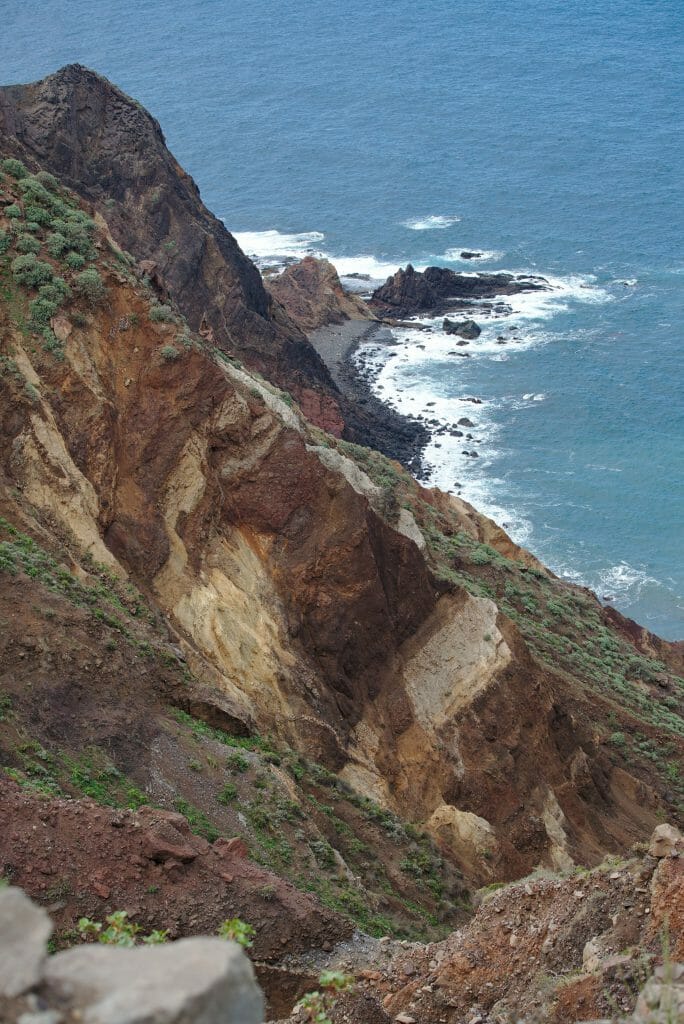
[226,751,249,773]
[172,797,220,842]
[149,302,175,322]
[11,253,54,288]
[15,233,41,254]
[1,158,29,180]
[73,267,105,304]
[64,250,85,270]
[160,345,181,361]
[78,911,168,947]
[294,971,355,1024]
[167,708,464,940]
[218,782,238,804]
[217,918,255,949]
[0,693,12,721]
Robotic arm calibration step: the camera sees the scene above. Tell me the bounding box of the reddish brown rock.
[266,256,375,334]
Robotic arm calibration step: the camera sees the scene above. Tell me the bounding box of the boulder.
[0,887,53,997]
[648,823,682,858]
[42,937,263,1024]
[443,318,481,339]
[138,808,201,864]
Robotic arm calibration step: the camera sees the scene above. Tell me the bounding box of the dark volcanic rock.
[0,65,426,467]
[0,65,330,397]
[370,264,549,318]
[443,318,481,339]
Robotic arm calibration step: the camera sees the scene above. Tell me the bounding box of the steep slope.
[0,65,418,460]
[0,148,682,913]
[0,66,313,374]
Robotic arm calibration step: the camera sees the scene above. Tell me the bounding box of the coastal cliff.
[0,65,425,462]
[0,68,682,1022]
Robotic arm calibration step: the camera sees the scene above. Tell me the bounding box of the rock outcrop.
[370,264,549,318]
[0,66,328,395]
[265,256,375,333]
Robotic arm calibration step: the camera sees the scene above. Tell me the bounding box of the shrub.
[46,232,69,258]
[0,231,10,255]
[64,251,85,270]
[226,752,249,773]
[160,345,180,362]
[295,972,355,1024]
[68,210,96,231]
[23,221,41,234]
[74,268,106,304]
[5,203,22,219]
[1,158,28,180]
[39,278,70,303]
[79,911,168,947]
[11,253,54,288]
[34,170,59,191]
[15,233,41,254]
[310,838,336,868]
[23,204,52,226]
[149,303,175,323]
[62,225,92,255]
[41,328,63,357]
[29,297,59,326]
[218,783,238,804]
[18,177,53,205]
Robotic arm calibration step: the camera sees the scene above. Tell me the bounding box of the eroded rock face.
[266,257,375,333]
[370,264,549,318]
[0,120,681,890]
[0,64,340,420]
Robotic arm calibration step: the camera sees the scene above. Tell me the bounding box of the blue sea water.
[3,0,683,637]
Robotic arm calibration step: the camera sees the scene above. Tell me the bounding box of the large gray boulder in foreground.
[42,937,264,1024]
[0,887,52,997]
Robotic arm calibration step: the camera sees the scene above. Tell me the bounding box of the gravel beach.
[307,318,430,473]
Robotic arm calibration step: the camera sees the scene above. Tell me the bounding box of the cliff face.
[1,146,682,902]
[0,65,349,434]
[0,74,679,966]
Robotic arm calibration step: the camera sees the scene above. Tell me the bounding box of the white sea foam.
[596,562,660,600]
[334,254,419,282]
[403,214,461,230]
[350,259,614,556]
[232,228,326,263]
[231,227,410,284]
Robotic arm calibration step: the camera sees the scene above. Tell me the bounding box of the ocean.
[3,0,683,638]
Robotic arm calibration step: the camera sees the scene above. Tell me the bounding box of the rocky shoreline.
[308,319,431,475]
